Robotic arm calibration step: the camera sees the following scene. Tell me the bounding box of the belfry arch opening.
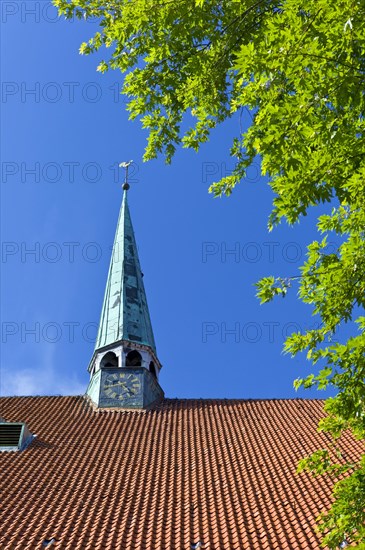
[149,361,157,378]
[101,351,118,369]
[126,350,142,367]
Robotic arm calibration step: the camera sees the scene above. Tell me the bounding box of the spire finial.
[119,160,133,191]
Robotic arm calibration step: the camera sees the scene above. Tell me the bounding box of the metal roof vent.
[42,538,57,547]
[0,422,34,451]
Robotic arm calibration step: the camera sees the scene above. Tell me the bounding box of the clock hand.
[105,381,127,389]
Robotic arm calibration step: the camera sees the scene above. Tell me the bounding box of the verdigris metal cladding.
[95,191,156,353]
[86,367,164,409]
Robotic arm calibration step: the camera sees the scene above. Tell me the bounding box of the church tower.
[86,177,164,408]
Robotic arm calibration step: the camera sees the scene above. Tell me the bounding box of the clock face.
[103,371,141,400]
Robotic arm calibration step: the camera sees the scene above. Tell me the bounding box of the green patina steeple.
[95,187,156,354]
[86,172,164,409]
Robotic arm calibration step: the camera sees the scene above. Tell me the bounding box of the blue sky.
[1,2,339,399]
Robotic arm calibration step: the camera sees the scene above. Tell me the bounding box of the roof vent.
[42,538,57,547]
[0,422,34,451]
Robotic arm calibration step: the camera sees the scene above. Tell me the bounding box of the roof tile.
[0,397,362,549]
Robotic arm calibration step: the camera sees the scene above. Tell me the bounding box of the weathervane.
[119,160,133,191]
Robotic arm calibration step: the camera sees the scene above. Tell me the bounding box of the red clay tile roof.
[0,396,362,549]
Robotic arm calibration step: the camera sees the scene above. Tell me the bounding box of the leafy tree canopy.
[54,0,365,546]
